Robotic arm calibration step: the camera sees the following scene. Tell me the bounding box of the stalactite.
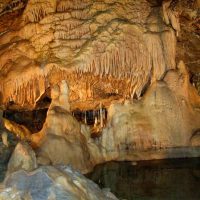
[100,102,103,128]
[84,111,87,124]
[23,0,56,23]
[57,0,91,12]
[161,29,176,70]
[0,0,179,109]
[145,33,166,82]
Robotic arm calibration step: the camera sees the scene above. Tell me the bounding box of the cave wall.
[0,0,180,111]
[0,0,200,173]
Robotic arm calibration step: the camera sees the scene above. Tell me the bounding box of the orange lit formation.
[0,0,200,173]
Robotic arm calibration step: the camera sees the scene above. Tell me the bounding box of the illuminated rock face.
[91,62,200,163]
[6,142,37,175]
[0,0,200,173]
[33,63,200,173]
[35,80,93,173]
[0,0,178,110]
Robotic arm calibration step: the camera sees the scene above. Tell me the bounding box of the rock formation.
[0,0,178,110]
[6,142,37,175]
[0,0,199,177]
[0,138,118,200]
[0,165,118,200]
[27,62,200,173]
[89,61,200,163]
[36,80,93,173]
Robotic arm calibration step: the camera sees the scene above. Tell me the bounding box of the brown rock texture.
[90,61,200,163]
[0,0,179,110]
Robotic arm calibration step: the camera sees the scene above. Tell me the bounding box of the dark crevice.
[36,88,52,109]
[3,108,48,133]
[72,108,107,137]
[72,108,107,126]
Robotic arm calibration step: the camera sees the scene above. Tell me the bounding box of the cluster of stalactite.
[73,107,107,125]
[1,75,46,108]
[75,28,176,97]
[0,64,124,109]
[0,0,179,110]
[23,0,56,22]
[56,0,91,13]
[0,64,56,108]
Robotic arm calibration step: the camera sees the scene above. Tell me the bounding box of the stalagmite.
[94,116,98,128]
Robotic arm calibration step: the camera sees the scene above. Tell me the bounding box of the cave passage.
[3,109,48,133]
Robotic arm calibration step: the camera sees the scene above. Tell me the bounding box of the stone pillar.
[50,80,70,111]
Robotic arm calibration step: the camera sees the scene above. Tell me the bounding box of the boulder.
[7,142,37,175]
[0,166,118,200]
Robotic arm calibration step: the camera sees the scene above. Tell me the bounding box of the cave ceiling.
[0,0,199,111]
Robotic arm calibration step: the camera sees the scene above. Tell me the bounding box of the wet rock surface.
[0,165,118,200]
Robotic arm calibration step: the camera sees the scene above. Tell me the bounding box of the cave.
[0,0,200,199]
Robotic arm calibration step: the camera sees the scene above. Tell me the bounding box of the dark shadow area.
[3,109,48,133]
[147,0,163,7]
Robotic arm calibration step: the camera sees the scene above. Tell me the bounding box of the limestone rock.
[1,132,8,147]
[7,142,37,175]
[3,119,32,141]
[37,134,92,174]
[35,81,93,173]
[88,66,200,163]
[191,130,200,147]
[0,166,118,200]
[0,0,178,110]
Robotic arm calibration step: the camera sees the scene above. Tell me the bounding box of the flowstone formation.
[0,0,179,110]
[90,61,200,163]
[0,0,199,175]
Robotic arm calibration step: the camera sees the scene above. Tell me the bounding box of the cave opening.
[3,91,52,134]
[3,108,48,133]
